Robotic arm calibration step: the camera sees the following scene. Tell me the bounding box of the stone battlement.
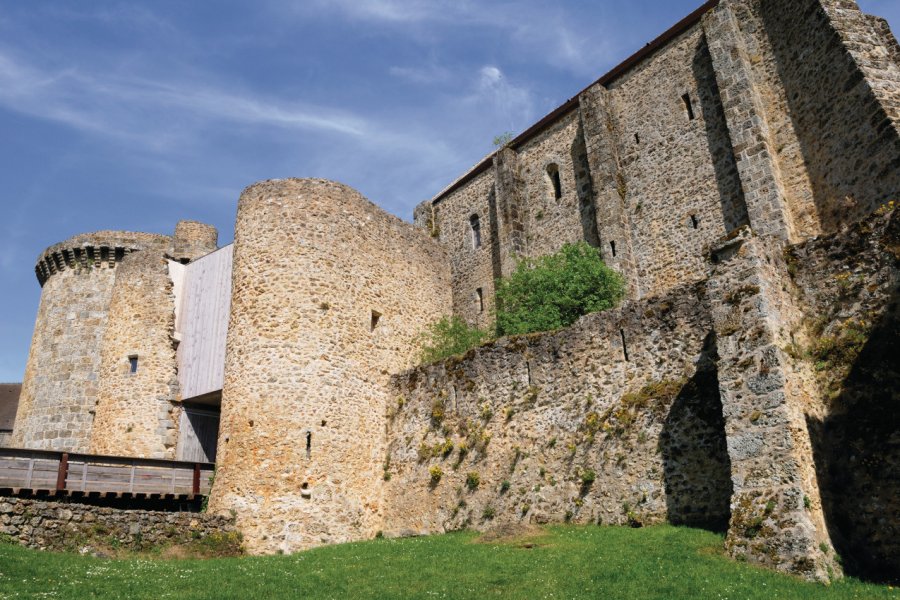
[34,231,171,286]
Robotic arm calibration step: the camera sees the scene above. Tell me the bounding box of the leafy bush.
[429,466,443,486]
[495,242,624,336]
[465,472,481,490]
[418,317,489,364]
[579,468,597,486]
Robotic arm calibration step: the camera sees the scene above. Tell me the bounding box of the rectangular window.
[128,355,138,374]
[682,93,696,121]
[475,288,484,313]
[470,214,482,249]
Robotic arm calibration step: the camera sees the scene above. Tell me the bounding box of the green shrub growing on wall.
[418,317,489,364]
[495,242,625,336]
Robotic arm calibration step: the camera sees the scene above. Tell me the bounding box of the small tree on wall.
[418,317,489,364]
[495,242,624,336]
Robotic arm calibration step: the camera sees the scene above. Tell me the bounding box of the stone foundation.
[0,497,237,554]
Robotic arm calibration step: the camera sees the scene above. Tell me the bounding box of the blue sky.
[0,0,898,382]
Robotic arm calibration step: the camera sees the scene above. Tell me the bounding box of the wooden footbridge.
[0,448,214,501]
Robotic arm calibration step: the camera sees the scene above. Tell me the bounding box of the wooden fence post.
[56,452,69,492]
[192,463,201,495]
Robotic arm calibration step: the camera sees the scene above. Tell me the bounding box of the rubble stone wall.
[90,249,181,459]
[429,170,498,330]
[758,0,900,232]
[0,497,236,552]
[384,283,734,537]
[210,179,452,554]
[13,233,171,452]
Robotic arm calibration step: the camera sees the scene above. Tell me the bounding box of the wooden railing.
[0,448,214,498]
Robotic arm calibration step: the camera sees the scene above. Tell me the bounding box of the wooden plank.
[0,451,213,470]
[176,245,232,400]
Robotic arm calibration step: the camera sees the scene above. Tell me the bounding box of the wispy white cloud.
[0,47,371,151]
[286,0,619,76]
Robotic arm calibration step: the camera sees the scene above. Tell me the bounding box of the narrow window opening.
[475,288,484,313]
[305,431,312,457]
[610,240,617,257]
[301,482,309,490]
[620,329,629,362]
[128,355,138,374]
[370,310,382,331]
[469,214,482,249]
[682,93,696,121]
[690,214,699,229]
[634,132,640,145]
[547,164,562,200]
[526,361,532,386]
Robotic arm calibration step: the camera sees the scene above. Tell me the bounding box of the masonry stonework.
[383,285,732,536]
[208,179,451,553]
[89,249,181,459]
[13,232,171,451]
[8,0,900,584]
[0,497,237,553]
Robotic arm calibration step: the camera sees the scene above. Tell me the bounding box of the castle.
[6,0,899,583]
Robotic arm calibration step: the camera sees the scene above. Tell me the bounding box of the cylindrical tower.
[89,249,181,459]
[210,179,451,553]
[173,220,218,262]
[12,232,171,451]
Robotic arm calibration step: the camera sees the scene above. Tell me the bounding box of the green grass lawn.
[0,525,895,599]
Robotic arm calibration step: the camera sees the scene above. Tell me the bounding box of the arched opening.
[546,164,562,200]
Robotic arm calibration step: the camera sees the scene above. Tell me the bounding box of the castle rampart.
[384,281,732,536]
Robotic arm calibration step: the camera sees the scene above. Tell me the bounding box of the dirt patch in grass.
[473,523,549,548]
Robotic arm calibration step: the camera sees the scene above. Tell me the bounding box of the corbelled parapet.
[15,230,172,452]
[33,231,171,286]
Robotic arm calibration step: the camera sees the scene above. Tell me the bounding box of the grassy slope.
[0,525,894,600]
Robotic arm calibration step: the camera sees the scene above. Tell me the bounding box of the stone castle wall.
[384,284,733,536]
[0,497,237,553]
[209,179,452,553]
[424,0,900,327]
[12,232,172,451]
[172,220,218,262]
[383,206,898,581]
[421,169,498,329]
[784,207,900,581]
[7,0,899,584]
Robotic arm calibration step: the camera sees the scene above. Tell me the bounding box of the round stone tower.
[12,231,171,451]
[209,178,451,553]
[173,220,218,262]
